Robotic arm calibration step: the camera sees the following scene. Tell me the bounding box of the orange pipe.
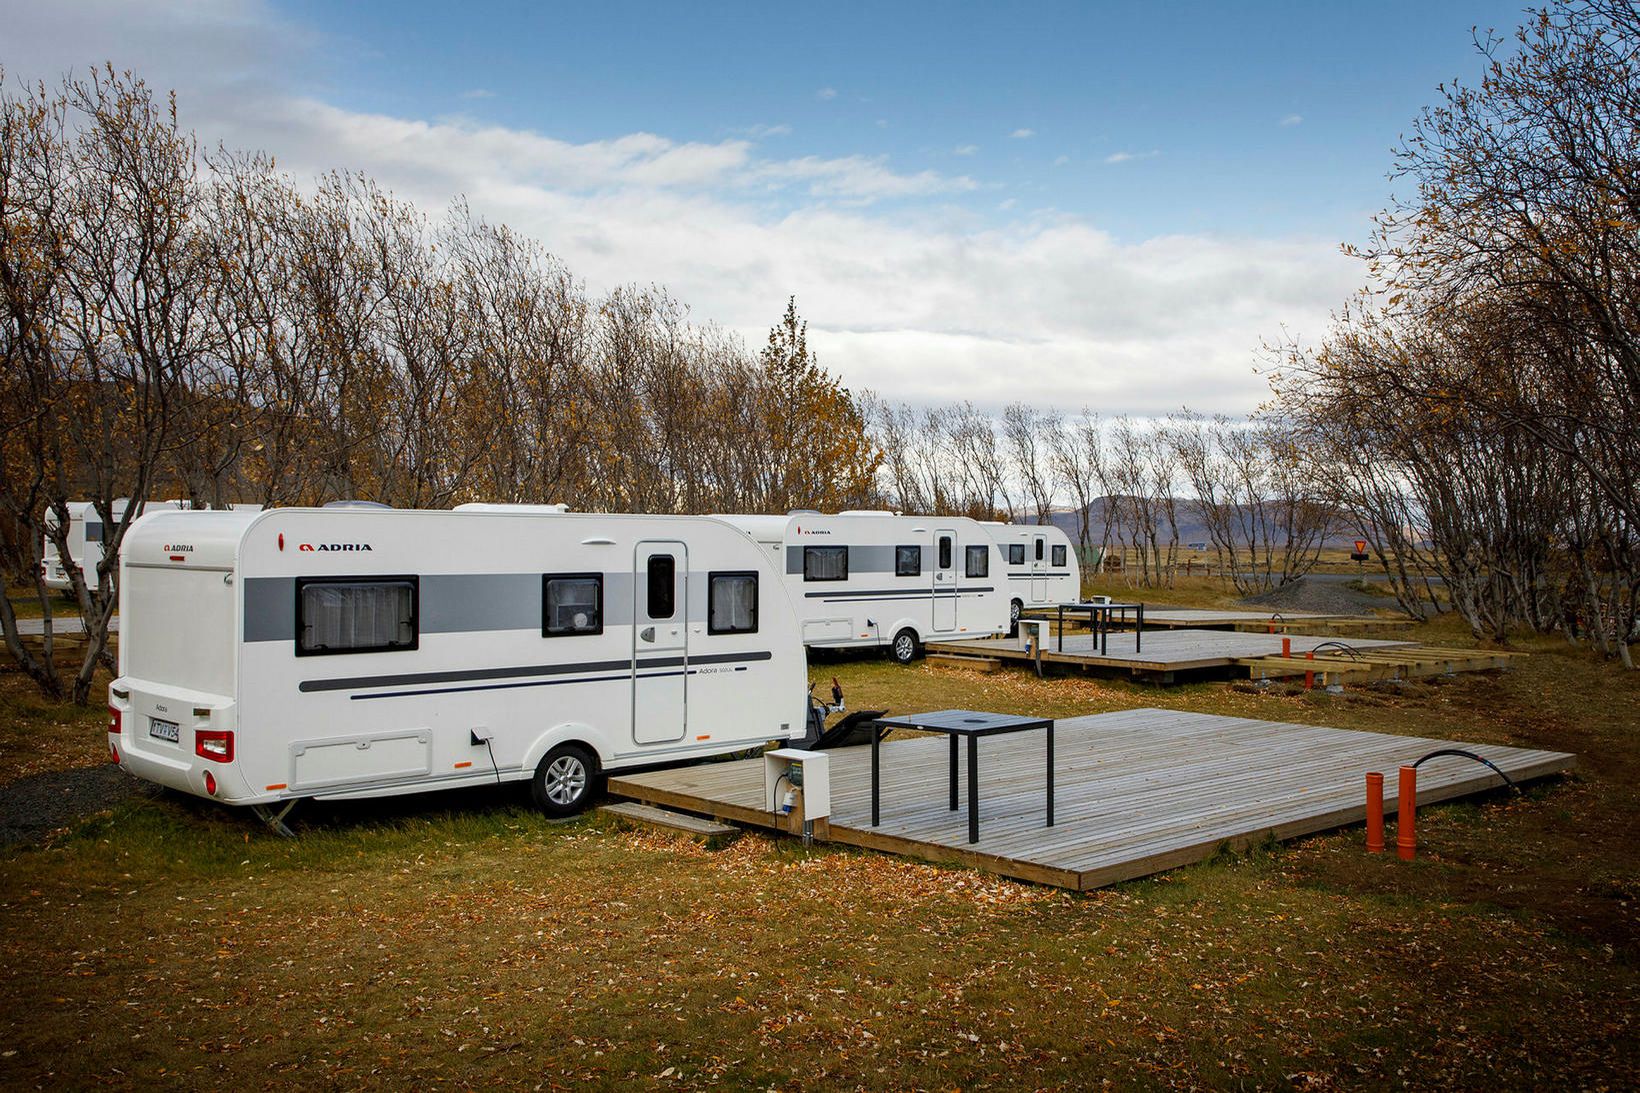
[1397,766,1417,860]
[1365,772,1384,853]
[1304,649,1314,689]
[1281,637,1291,658]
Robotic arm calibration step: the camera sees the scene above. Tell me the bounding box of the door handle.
[640,626,656,642]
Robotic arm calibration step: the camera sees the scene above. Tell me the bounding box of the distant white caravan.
[981,522,1082,626]
[715,511,1011,663]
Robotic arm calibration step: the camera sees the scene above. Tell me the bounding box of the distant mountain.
[1037,496,1371,552]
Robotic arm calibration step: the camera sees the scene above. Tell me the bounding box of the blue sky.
[283,0,1522,239]
[4,0,1529,414]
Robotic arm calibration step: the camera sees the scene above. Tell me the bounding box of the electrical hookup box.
[764,748,831,822]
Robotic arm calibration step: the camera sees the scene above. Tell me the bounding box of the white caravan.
[42,500,261,591]
[716,511,1010,664]
[982,522,1082,625]
[108,507,810,825]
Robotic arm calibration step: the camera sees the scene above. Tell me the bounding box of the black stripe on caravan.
[802,586,995,599]
[352,664,747,702]
[300,650,771,695]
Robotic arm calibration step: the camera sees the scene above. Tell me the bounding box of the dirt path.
[0,766,154,845]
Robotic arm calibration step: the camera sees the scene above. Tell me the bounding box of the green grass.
[0,615,1635,1089]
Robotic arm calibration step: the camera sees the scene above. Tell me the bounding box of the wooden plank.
[926,653,1003,673]
[599,801,740,841]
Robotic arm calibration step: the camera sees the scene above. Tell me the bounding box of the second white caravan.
[108,507,810,823]
[983,522,1082,625]
[717,511,1010,663]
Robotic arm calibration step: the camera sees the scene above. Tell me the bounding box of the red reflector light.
[110,743,120,765]
[169,554,186,562]
[108,705,122,735]
[203,771,217,796]
[195,729,234,763]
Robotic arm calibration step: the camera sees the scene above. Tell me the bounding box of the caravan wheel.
[1008,599,1023,636]
[531,743,599,818]
[891,628,920,665]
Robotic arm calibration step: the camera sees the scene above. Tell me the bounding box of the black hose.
[1412,748,1520,793]
[1310,640,1364,660]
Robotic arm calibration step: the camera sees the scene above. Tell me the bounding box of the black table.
[1056,600,1145,655]
[869,709,1055,844]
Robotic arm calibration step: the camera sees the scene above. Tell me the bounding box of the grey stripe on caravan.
[298,649,773,694]
[785,544,897,576]
[244,572,645,642]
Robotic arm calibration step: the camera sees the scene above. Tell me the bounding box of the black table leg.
[1056,605,1064,652]
[949,733,958,810]
[1046,722,1055,827]
[1136,604,1143,653]
[967,735,979,844]
[871,723,880,827]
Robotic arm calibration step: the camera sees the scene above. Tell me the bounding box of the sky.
[1,0,1528,416]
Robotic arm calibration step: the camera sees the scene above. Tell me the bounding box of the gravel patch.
[0,765,157,846]
[1238,577,1387,616]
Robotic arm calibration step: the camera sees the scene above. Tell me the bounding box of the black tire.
[1008,599,1023,636]
[891,627,920,665]
[530,742,599,817]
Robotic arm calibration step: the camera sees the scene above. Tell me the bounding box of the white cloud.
[875,118,889,128]
[998,198,1017,211]
[0,0,1360,417]
[1104,149,1160,164]
[1009,128,1036,139]
[953,143,979,156]
[735,123,792,139]
[460,88,495,100]
[1279,113,1303,127]
[1052,154,1069,167]
[815,86,837,101]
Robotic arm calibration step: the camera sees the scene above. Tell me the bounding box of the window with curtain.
[803,545,848,581]
[1008,543,1025,565]
[1052,544,1067,567]
[895,545,921,577]
[965,544,989,578]
[709,572,758,633]
[297,578,417,655]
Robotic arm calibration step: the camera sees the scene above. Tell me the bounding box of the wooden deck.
[925,629,1417,680]
[1239,645,1524,685]
[1024,606,1414,633]
[609,709,1574,890]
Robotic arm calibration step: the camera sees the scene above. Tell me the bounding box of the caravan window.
[803,546,848,582]
[543,573,603,636]
[1035,538,1045,561]
[296,577,417,656]
[895,545,921,577]
[938,536,953,570]
[1008,543,1025,566]
[1052,544,1067,567]
[709,572,758,634]
[646,555,676,619]
[965,544,989,578]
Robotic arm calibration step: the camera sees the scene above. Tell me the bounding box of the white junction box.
[764,748,831,821]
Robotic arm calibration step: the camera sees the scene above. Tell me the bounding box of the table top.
[1058,600,1143,611]
[873,709,1053,737]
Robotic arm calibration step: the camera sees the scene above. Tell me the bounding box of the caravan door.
[633,541,688,745]
[1031,534,1048,602]
[933,530,957,631]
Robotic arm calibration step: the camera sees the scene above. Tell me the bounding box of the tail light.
[107,705,122,735]
[195,729,234,763]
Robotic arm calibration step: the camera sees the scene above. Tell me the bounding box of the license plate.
[149,718,180,743]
